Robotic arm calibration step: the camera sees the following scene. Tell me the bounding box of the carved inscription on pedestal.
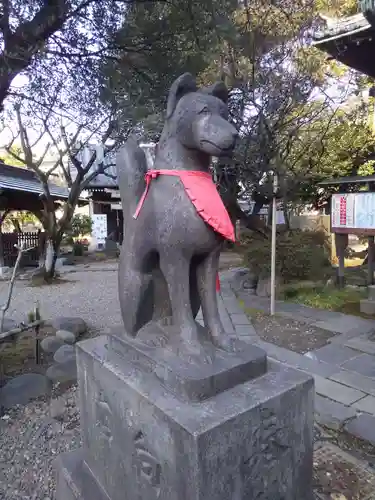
[241,407,291,499]
[95,390,113,444]
[133,431,162,498]
[93,384,163,498]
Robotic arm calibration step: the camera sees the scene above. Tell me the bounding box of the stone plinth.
[360,299,375,316]
[55,331,314,500]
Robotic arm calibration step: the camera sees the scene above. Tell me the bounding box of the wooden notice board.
[331,192,375,235]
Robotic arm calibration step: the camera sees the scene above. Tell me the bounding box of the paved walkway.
[214,268,375,447]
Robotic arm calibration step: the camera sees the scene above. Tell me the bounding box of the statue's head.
[164,73,238,157]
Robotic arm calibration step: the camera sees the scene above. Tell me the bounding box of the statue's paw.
[177,340,213,364]
[212,334,239,353]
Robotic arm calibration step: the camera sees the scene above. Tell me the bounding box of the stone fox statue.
[117,73,238,358]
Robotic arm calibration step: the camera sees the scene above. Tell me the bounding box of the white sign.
[354,193,375,229]
[91,214,108,246]
[332,192,375,230]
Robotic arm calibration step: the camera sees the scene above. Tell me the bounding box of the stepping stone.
[52,317,87,337]
[56,330,76,344]
[46,361,77,384]
[53,344,76,364]
[314,395,356,430]
[41,336,65,354]
[0,373,51,409]
[345,413,375,446]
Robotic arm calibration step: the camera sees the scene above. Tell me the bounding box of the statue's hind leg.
[159,251,207,358]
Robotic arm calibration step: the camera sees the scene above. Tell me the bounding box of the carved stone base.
[55,450,110,500]
[55,332,314,500]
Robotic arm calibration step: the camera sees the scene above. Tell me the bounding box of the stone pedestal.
[55,330,314,500]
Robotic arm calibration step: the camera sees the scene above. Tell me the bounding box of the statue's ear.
[166,73,197,119]
[203,81,228,104]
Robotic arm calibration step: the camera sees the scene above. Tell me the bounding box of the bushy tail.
[116,137,148,218]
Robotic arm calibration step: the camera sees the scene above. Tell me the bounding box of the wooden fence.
[1,232,41,268]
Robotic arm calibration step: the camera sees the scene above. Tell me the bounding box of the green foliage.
[100,0,373,213]
[66,214,92,239]
[241,229,331,283]
[283,285,368,315]
[2,211,40,232]
[0,146,25,166]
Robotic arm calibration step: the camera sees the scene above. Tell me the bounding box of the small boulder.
[41,336,65,354]
[46,360,77,384]
[52,317,87,337]
[231,268,258,293]
[50,396,66,420]
[0,374,51,409]
[55,329,76,344]
[53,344,76,364]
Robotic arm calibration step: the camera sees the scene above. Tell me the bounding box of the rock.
[50,396,66,420]
[0,266,10,276]
[55,329,76,344]
[231,268,258,292]
[52,317,87,336]
[46,360,77,384]
[54,344,76,364]
[40,336,65,354]
[0,374,51,409]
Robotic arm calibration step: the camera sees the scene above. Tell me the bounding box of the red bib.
[133,169,235,242]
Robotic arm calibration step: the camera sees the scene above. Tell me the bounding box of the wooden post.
[368,235,374,286]
[0,210,6,268]
[335,233,348,288]
[0,225,4,268]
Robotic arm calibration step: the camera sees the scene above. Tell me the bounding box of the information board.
[91,214,108,247]
[331,192,375,233]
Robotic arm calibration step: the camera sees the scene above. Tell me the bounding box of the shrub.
[64,214,93,242]
[72,241,85,256]
[240,228,331,283]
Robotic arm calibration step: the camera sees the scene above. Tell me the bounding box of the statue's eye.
[200,106,210,115]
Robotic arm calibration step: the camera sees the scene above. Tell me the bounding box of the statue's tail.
[116,138,148,219]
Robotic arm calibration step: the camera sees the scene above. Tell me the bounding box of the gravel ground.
[1,388,372,500]
[247,310,337,354]
[0,265,120,331]
[0,385,80,500]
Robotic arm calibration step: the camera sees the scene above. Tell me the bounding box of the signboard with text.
[331,192,375,234]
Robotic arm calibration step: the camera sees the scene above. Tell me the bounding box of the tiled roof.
[319,174,375,186]
[313,12,371,43]
[75,143,157,190]
[0,162,70,198]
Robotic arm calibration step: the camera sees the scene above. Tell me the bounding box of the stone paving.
[214,268,375,447]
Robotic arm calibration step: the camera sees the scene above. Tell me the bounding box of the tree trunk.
[42,235,61,282]
[283,203,290,230]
